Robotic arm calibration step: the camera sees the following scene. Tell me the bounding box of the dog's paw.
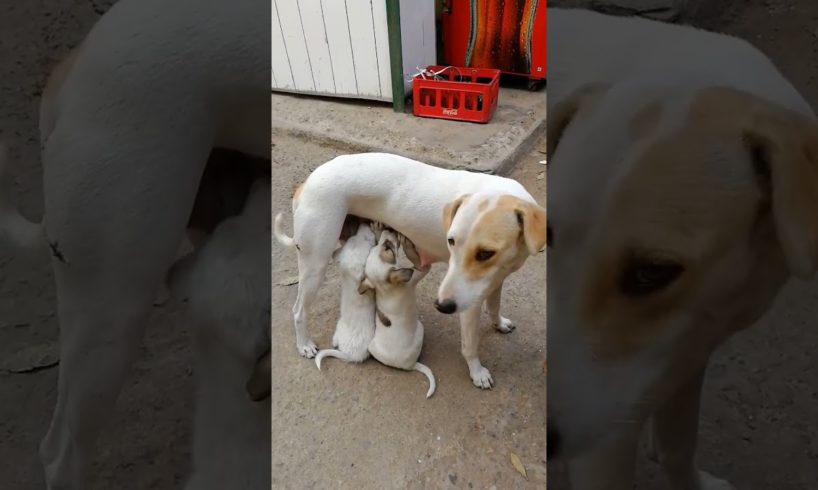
[493,316,516,334]
[297,341,318,358]
[470,366,494,389]
[698,471,735,490]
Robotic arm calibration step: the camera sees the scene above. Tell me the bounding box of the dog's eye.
[475,249,495,262]
[547,226,553,248]
[620,257,684,297]
[447,238,455,246]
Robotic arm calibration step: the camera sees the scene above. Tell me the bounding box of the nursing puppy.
[313,222,378,365]
[358,227,436,398]
[547,7,818,490]
[276,153,546,389]
[168,179,271,490]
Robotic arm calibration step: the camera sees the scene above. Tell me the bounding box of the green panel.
[385,0,405,113]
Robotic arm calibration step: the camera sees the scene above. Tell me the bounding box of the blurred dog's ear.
[398,235,423,270]
[357,277,374,295]
[388,268,414,285]
[245,350,271,402]
[442,194,471,232]
[547,83,610,158]
[515,201,548,255]
[739,93,818,279]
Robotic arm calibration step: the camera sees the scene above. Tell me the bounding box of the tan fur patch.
[629,100,663,140]
[461,195,525,281]
[443,194,472,232]
[292,183,304,203]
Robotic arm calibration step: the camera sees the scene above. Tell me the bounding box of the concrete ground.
[270,129,546,489]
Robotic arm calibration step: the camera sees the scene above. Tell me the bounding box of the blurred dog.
[169,179,270,490]
[547,7,817,490]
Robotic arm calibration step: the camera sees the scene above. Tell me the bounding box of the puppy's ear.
[547,83,610,158]
[740,96,818,279]
[245,350,271,402]
[398,235,423,270]
[388,268,414,285]
[357,277,374,295]
[443,194,471,232]
[515,201,547,255]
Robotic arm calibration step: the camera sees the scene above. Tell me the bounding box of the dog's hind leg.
[289,206,346,358]
[38,127,209,489]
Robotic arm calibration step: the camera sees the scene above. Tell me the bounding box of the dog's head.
[435,192,546,314]
[547,81,818,458]
[358,228,428,294]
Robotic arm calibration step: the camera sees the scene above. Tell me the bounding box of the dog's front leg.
[459,305,493,388]
[649,367,735,490]
[565,427,641,490]
[484,283,515,333]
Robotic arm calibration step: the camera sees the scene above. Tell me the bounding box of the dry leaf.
[277,276,299,286]
[1,342,59,373]
[538,159,547,165]
[510,452,527,479]
[537,172,545,180]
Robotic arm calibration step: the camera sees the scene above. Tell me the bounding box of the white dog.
[0,0,268,487]
[547,8,817,490]
[306,221,377,365]
[275,152,546,389]
[357,227,436,398]
[169,179,270,490]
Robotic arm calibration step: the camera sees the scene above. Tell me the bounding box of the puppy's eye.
[620,257,684,297]
[475,249,495,262]
[547,226,553,248]
[447,238,455,246]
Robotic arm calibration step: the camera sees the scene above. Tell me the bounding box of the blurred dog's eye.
[620,257,683,296]
[447,238,455,246]
[547,226,553,248]
[475,249,495,262]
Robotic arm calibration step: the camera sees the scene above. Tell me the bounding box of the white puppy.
[311,221,377,365]
[358,227,436,399]
[169,179,271,490]
[276,153,545,390]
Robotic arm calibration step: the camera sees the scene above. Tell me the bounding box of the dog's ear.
[398,235,423,270]
[741,98,818,279]
[443,194,471,232]
[357,276,374,295]
[388,267,414,285]
[245,350,271,402]
[548,83,610,158]
[515,201,547,255]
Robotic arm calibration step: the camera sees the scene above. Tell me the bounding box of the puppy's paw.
[698,471,735,490]
[470,366,494,389]
[297,340,318,358]
[493,316,516,334]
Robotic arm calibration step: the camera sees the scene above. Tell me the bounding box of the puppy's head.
[359,229,428,294]
[435,192,545,314]
[547,82,818,458]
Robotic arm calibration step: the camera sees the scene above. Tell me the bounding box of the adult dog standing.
[0,1,268,488]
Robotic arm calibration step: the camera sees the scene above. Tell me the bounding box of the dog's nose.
[547,427,561,458]
[434,298,457,314]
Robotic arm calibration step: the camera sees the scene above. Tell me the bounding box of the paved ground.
[270,130,546,489]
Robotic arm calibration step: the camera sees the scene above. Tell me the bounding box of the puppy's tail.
[413,362,436,399]
[0,144,45,253]
[273,212,296,249]
[315,349,354,370]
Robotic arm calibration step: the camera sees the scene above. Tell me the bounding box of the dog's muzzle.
[434,298,457,314]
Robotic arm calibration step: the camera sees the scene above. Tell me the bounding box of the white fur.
[363,229,435,398]
[171,180,270,490]
[276,152,540,389]
[0,1,268,487]
[547,7,814,490]
[314,223,377,367]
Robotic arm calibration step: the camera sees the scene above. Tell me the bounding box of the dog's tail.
[273,212,296,249]
[315,349,355,370]
[413,362,436,399]
[0,144,45,253]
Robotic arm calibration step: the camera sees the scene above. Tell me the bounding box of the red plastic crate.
[412,66,501,124]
